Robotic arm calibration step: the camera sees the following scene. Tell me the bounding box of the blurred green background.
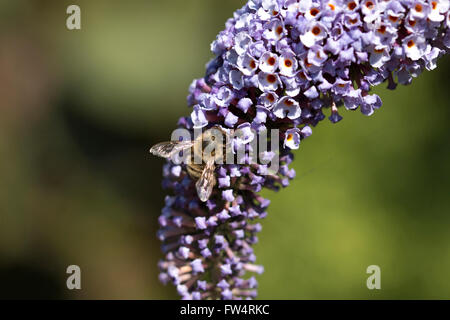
[0,0,449,299]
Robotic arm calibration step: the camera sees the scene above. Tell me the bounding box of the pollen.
[267,74,277,83]
[374,48,385,53]
[349,18,358,24]
[249,60,256,69]
[328,3,335,10]
[284,59,293,67]
[267,57,276,66]
[431,1,437,9]
[348,1,357,10]
[415,4,423,12]
[377,25,386,34]
[267,93,275,102]
[310,8,320,16]
[304,58,312,68]
[287,134,294,141]
[366,1,375,9]
[312,26,321,35]
[388,15,398,22]
[285,99,294,106]
[276,26,283,35]
[409,19,417,27]
[407,39,415,48]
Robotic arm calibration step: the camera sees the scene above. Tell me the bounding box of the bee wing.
[195,159,216,202]
[149,141,194,158]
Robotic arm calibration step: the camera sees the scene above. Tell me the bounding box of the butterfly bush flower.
[156,0,449,300]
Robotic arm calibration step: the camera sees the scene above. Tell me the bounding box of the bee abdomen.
[186,164,204,180]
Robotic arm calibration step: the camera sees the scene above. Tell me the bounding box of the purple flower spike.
[156,0,448,300]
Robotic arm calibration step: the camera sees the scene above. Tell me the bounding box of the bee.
[150,126,231,202]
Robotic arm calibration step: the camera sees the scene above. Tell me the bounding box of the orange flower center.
[377,25,386,34]
[389,15,398,22]
[267,74,277,83]
[304,58,312,68]
[276,26,283,35]
[284,59,293,67]
[415,4,423,12]
[407,40,415,48]
[310,8,320,16]
[267,57,276,66]
[348,1,357,10]
[312,26,321,35]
